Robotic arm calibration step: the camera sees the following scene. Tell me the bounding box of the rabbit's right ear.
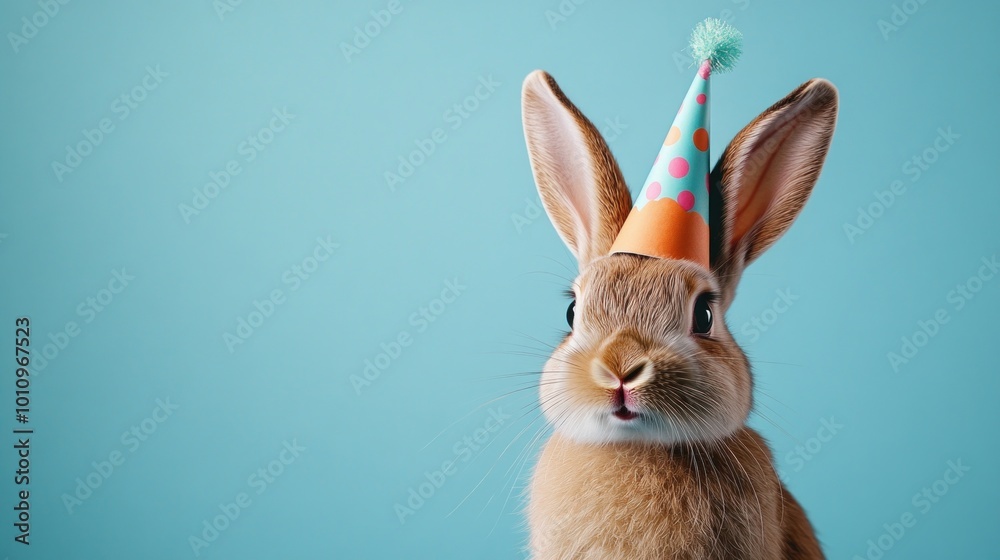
[521,71,633,269]
[710,79,839,301]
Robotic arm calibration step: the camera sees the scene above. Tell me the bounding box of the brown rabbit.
[521,70,838,559]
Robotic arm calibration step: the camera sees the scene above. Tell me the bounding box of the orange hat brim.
[610,197,709,267]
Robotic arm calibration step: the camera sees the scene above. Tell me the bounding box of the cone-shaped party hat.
[610,18,743,267]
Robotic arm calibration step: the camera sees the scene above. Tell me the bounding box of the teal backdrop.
[1,1,997,558]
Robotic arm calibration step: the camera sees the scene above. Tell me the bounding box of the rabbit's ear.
[710,79,838,298]
[522,71,633,268]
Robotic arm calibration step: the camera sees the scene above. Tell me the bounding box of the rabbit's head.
[521,71,838,445]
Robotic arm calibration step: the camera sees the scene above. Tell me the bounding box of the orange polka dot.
[664,126,681,146]
[693,128,709,151]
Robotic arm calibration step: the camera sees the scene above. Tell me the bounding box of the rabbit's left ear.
[711,78,838,299]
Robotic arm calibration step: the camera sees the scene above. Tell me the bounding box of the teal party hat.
[610,18,742,267]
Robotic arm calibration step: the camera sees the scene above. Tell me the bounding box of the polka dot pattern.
[664,126,681,146]
[693,128,709,151]
[677,190,695,211]
[668,157,689,178]
[632,59,711,226]
[614,54,719,266]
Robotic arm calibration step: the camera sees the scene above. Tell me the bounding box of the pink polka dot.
[696,93,706,104]
[646,181,661,200]
[654,154,661,165]
[668,157,689,178]
[699,61,711,79]
[677,190,695,211]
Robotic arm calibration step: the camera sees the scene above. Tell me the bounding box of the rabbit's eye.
[566,300,576,328]
[692,294,713,334]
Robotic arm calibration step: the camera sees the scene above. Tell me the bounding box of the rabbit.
[520,69,838,560]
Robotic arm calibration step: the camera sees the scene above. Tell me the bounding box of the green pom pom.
[689,18,743,73]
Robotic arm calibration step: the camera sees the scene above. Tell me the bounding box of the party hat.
[610,18,743,267]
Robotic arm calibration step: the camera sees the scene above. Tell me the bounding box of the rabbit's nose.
[591,358,654,389]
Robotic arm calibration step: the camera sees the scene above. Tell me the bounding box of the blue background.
[1,1,997,558]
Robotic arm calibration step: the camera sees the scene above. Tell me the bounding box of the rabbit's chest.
[528,432,782,559]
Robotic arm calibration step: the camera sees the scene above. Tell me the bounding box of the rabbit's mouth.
[613,406,638,421]
[610,384,640,421]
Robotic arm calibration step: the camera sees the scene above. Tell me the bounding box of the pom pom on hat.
[690,18,743,74]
